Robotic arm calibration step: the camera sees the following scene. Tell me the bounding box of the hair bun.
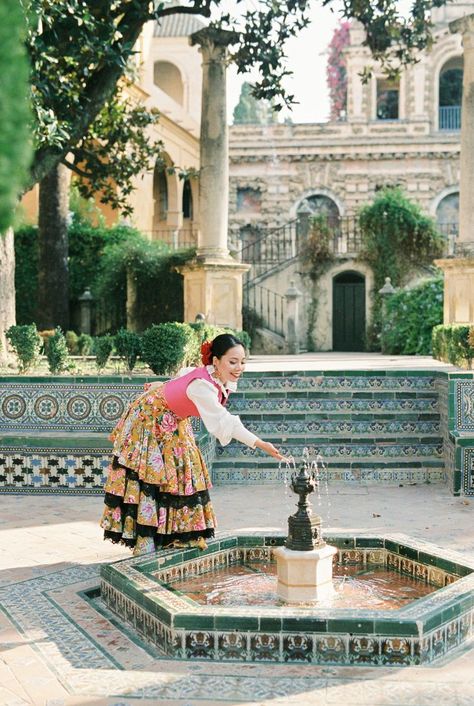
[200,340,213,366]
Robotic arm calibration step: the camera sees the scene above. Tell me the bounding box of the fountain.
[274,461,337,602]
[100,458,474,666]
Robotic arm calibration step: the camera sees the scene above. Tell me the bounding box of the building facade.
[229,1,472,351]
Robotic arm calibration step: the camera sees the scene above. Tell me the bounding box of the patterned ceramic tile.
[100,534,474,667]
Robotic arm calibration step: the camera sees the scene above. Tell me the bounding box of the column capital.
[189,26,239,52]
[450,13,474,42]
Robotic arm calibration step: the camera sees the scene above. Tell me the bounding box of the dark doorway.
[332,271,366,351]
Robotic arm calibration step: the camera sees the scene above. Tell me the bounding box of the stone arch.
[292,189,344,221]
[433,187,459,251]
[152,153,179,233]
[153,60,184,105]
[182,178,193,220]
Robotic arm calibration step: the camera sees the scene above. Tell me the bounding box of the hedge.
[380,277,443,355]
[432,324,474,367]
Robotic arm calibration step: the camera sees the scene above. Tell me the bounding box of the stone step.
[242,419,441,438]
[216,440,444,461]
[228,396,439,415]
[211,461,446,485]
[236,373,437,394]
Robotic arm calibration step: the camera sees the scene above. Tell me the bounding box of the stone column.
[436,14,474,323]
[285,280,303,354]
[178,27,249,329]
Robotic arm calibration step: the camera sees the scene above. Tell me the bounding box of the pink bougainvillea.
[327,21,351,121]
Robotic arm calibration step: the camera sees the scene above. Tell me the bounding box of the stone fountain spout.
[274,461,337,602]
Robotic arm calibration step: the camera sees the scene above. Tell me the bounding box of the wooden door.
[332,272,366,351]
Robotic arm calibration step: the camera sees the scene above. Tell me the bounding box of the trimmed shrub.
[93,335,114,371]
[141,323,195,375]
[380,277,443,355]
[65,330,79,355]
[432,324,474,366]
[77,333,93,356]
[46,327,70,374]
[6,323,42,372]
[114,328,142,373]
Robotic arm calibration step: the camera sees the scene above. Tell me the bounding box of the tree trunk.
[37,162,70,331]
[0,227,16,362]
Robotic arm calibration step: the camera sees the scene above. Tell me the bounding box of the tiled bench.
[0,377,214,494]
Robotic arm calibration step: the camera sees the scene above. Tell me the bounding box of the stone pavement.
[0,483,473,706]
[0,353,473,706]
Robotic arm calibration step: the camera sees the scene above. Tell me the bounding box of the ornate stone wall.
[229,5,473,349]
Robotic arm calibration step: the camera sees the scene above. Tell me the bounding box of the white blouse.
[181,366,258,448]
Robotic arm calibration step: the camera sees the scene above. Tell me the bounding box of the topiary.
[114,328,142,373]
[65,330,79,355]
[46,327,70,374]
[93,335,114,371]
[6,323,42,372]
[141,322,195,375]
[77,333,93,356]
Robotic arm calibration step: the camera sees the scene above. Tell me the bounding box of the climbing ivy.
[299,214,336,350]
[358,188,444,349]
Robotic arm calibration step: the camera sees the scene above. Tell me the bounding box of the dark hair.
[211,333,245,360]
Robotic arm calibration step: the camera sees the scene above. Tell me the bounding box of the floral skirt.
[100,387,216,555]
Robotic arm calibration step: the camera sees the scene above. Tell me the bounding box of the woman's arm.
[187,379,285,459]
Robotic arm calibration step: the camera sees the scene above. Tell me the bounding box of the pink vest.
[163,366,226,419]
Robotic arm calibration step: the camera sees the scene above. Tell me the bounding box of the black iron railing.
[236,215,363,268]
[244,285,285,337]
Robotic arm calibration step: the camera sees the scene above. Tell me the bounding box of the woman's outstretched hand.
[255,439,287,461]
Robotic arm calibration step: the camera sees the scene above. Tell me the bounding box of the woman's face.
[213,344,246,384]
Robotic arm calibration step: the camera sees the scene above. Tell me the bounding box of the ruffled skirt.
[100,387,216,555]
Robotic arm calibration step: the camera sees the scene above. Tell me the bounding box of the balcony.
[439,106,461,131]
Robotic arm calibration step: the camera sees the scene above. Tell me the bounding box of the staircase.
[211,370,445,485]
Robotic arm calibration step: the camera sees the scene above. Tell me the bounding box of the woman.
[100,333,284,555]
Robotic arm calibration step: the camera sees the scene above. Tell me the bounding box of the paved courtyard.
[0,354,473,706]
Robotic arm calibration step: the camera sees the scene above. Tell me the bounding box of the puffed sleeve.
[186,378,258,448]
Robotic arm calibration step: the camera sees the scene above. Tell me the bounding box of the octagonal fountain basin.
[100,532,474,667]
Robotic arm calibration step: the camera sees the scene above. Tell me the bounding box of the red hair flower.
[200,340,213,366]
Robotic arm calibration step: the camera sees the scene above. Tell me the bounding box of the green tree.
[0,0,31,356]
[233,82,278,125]
[359,187,444,348]
[0,0,447,338]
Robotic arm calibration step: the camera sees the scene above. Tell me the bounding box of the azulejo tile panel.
[0,446,110,493]
[461,447,474,496]
[100,532,474,667]
[0,380,203,435]
[455,380,474,432]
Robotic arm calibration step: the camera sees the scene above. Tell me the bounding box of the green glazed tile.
[174,614,214,629]
[327,618,375,634]
[215,615,259,630]
[374,620,419,637]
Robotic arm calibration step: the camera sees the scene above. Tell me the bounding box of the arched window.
[182,179,193,219]
[153,166,168,228]
[153,61,184,105]
[439,58,462,131]
[297,194,340,226]
[436,191,459,247]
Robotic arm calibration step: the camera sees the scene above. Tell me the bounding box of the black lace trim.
[104,488,212,510]
[103,527,214,549]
